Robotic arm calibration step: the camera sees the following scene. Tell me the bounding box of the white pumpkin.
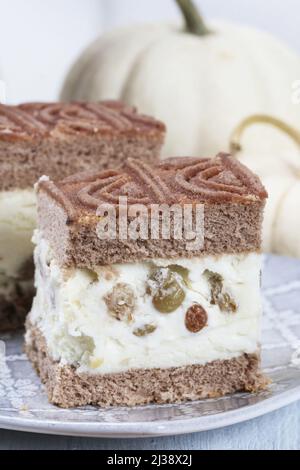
[230,115,300,258]
[61,0,300,157]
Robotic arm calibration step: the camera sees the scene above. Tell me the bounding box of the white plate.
[1,254,300,438]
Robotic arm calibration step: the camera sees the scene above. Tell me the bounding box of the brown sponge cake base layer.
[0,258,35,332]
[26,325,268,408]
[0,287,34,332]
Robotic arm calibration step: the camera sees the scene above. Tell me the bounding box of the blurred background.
[0,0,299,103]
[1,0,300,258]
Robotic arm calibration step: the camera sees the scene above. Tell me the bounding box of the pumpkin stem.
[175,0,211,36]
[230,114,300,155]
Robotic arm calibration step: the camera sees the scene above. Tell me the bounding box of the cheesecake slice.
[0,101,165,331]
[25,154,268,407]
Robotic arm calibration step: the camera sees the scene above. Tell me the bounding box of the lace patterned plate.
[1,255,300,438]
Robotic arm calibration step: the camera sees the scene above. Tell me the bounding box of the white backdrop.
[0,0,299,103]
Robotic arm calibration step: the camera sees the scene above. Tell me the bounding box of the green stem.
[175,0,211,36]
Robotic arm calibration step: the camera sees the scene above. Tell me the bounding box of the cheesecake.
[25,154,268,407]
[0,101,165,331]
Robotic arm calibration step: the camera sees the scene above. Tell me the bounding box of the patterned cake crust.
[39,153,267,219]
[37,154,267,267]
[0,101,165,190]
[0,101,165,142]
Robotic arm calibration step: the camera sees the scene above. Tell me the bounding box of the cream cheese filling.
[27,232,262,374]
[0,189,36,280]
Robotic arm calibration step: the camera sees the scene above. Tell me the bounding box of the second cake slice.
[0,100,165,331]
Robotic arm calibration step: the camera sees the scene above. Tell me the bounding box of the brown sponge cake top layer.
[37,154,267,267]
[0,101,165,191]
[0,101,165,142]
[39,153,267,223]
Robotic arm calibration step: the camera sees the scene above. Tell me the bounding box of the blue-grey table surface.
[0,401,299,450]
[1,253,300,450]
